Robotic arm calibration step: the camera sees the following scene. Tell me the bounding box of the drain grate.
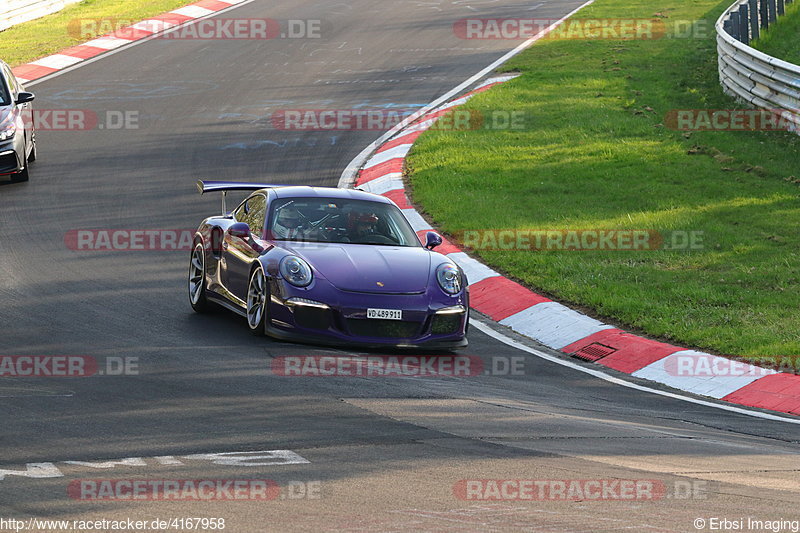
[571,342,617,362]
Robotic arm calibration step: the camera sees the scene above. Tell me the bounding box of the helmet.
[349,212,378,228]
[277,206,301,229]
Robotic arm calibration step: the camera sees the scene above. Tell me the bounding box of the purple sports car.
[189,181,469,349]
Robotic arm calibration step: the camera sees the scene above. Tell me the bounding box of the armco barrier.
[1,0,82,31]
[716,0,800,132]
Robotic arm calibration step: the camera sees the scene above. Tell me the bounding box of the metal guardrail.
[1,0,82,32]
[716,0,800,132]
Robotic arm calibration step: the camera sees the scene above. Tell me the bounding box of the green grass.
[407,0,800,358]
[0,0,193,67]
[752,0,800,64]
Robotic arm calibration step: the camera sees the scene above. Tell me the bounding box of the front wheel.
[10,166,28,183]
[189,242,210,312]
[28,135,37,163]
[246,266,269,335]
[10,150,29,182]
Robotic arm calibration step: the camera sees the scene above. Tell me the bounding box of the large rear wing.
[196,180,290,215]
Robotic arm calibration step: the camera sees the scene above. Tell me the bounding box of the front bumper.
[267,283,469,350]
[0,137,25,175]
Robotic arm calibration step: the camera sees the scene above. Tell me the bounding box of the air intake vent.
[571,343,617,362]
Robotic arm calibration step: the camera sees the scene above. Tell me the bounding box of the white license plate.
[367,308,402,320]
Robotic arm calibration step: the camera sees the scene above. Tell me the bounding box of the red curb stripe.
[365,76,800,416]
[377,131,424,153]
[560,329,681,374]
[415,230,461,254]
[414,107,455,124]
[469,276,550,321]
[358,159,404,184]
[59,45,108,60]
[110,28,152,40]
[192,0,232,10]
[462,81,502,99]
[11,64,58,81]
[722,374,800,415]
[8,6,207,87]
[382,189,411,209]
[151,13,194,24]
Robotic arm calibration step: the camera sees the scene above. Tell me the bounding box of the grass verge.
[751,0,800,64]
[0,0,193,67]
[407,0,800,358]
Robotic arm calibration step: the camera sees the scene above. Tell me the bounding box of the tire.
[189,242,210,312]
[10,145,29,183]
[28,135,37,163]
[10,164,28,183]
[246,265,269,336]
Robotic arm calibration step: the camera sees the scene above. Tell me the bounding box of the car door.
[223,193,267,302]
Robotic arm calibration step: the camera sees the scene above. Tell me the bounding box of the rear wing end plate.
[196,180,291,215]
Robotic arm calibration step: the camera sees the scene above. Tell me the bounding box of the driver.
[348,212,379,240]
[271,206,307,240]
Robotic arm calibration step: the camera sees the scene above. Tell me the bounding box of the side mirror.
[425,231,442,250]
[228,222,251,240]
[15,92,35,105]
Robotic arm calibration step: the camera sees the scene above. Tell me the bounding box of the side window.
[2,65,18,98]
[233,200,248,222]
[242,195,267,236]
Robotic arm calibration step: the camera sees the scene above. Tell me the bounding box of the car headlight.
[436,263,462,295]
[280,256,313,287]
[0,123,15,141]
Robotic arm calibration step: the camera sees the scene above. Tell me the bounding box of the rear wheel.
[189,242,210,312]
[247,266,269,335]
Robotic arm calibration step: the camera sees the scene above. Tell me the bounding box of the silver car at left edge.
[0,60,36,183]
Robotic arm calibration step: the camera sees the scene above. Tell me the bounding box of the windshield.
[267,197,421,247]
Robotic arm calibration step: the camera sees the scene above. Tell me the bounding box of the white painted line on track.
[130,20,179,33]
[24,0,258,88]
[470,318,800,425]
[358,173,404,194]
[401,208,433,232]
[82,36,135,50]
[448,252,500,285]
[498,301,615,350]
[30,54,84,69]
[632,350,776,399]
[171,5,216,18]
[338,0,597,188]
[0,450,310,481]
[364,144,414,168]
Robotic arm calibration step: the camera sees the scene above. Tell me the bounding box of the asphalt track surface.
[1,1,800,531]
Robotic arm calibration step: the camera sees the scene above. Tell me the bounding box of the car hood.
[288,243,432,294]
